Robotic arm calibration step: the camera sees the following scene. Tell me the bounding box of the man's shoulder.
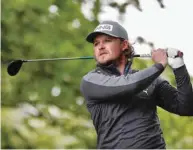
[81,69,99,81]
[130,69,139,73]
[82,69,97,76]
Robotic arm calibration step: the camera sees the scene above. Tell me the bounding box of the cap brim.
[86,31,119,43]
[86,32,104,43]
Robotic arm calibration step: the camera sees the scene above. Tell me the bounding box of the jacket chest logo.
[143,89,149,96]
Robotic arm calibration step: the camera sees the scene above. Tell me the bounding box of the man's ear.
[121,40,129,51]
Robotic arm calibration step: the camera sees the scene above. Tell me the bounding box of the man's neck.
[116,55,128,75]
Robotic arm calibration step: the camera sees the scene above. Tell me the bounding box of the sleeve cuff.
[173,65,187,76]
[154,63,165,72]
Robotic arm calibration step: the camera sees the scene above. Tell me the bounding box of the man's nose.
[98,42,105,50]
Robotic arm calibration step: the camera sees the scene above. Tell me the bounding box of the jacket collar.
[96,61,132,76]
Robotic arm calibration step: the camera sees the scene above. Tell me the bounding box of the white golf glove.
[166,48,184,69]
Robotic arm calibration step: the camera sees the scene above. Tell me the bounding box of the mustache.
[94,55,114,66]
[99,51,108,55]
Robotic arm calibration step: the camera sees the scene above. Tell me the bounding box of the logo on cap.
[94,24,113,32]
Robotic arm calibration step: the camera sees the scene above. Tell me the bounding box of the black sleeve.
[80,63,164,103]
[155,65,193,116]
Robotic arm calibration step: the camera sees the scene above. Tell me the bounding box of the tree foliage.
[1,0,193,148]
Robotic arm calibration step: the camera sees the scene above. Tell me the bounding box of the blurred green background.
[1,0,193,149]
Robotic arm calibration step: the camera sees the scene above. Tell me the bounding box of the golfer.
[80,20,193,149]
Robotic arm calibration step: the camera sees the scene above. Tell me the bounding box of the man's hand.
[151,49,168,68]
[166,48,185,69]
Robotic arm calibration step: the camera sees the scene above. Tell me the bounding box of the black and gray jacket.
[80,62,193,149]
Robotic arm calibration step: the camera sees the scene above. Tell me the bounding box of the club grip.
[176,51,183,58]
[134,50,183,58]
[167,50,183,58]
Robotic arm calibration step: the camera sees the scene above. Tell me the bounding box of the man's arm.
[155,65,193,116]
[80,63,164,103]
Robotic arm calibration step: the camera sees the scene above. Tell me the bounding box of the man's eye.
[105,39,112,42]
[94,42,99,47]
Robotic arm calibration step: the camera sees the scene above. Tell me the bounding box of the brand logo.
[94,24,113,32]
[143,89,148,96]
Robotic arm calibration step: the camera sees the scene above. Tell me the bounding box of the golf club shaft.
[23,56,94,62]
[22,54,151,62]
[20,51,183,62]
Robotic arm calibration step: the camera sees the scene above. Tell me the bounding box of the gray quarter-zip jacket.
[80,63,193,149]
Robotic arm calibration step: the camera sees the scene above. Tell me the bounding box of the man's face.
[93,34,126,65]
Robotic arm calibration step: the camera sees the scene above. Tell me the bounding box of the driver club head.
[7,60,24,76]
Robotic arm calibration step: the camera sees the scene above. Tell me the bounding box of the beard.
[94,53,123,66]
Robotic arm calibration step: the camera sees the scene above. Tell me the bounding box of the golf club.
[7,55,145,76]
[7,56,94,76]
[7,51,183,76]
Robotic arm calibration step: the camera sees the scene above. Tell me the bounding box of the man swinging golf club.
[80,20,193,149]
